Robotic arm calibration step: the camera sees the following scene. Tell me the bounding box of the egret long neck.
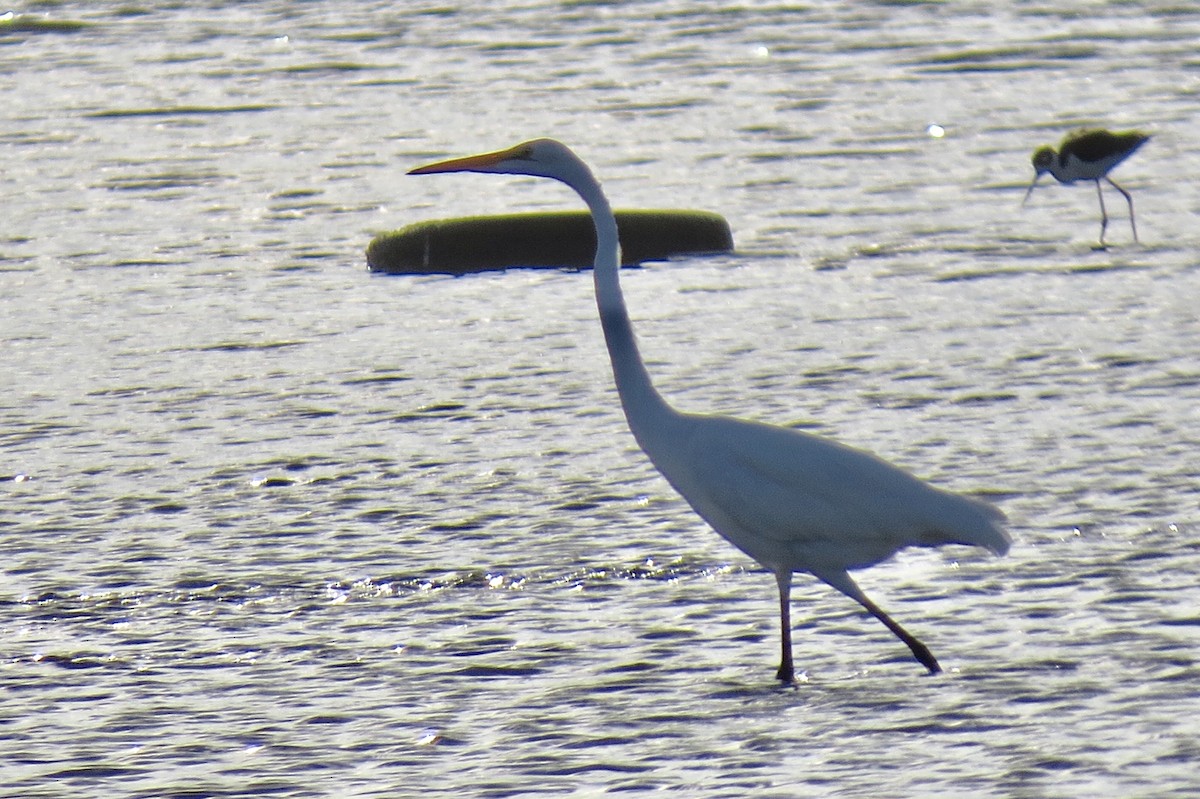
[572,168,675,448]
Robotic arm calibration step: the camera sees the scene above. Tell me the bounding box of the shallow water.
[3,2,1200,797]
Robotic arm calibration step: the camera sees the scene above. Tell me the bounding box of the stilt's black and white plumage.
[1023,129,1150,246]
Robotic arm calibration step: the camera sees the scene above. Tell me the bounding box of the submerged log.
[367,209,733,275]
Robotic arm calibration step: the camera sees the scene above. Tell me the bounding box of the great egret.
[409,139,1010,682]
[1023,128,1150,246]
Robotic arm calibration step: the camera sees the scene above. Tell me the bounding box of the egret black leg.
[1095,179,1109,247]
[1106,177,1138,243]
[856,593,941,675]
[816,569,941,675]
[775,572,794,683]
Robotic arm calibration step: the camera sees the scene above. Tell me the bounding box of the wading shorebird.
[1023,128,1150,246]
[409,139,1010,682]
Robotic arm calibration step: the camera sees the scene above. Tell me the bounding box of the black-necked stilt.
[1022,128,1150,246]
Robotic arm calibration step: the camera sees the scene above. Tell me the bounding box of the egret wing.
[663,414,1005,571]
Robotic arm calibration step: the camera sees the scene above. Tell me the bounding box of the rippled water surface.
[3,2,1200,797]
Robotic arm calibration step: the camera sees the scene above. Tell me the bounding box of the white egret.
[409,139,1010,682]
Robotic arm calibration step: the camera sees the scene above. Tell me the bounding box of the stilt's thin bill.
[1021,176,1041,206]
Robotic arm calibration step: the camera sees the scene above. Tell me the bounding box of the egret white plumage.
[409,138,1009,682]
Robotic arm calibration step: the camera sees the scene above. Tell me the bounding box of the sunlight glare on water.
[2,2,1200,797]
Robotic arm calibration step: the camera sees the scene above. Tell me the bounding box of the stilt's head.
[1031,146,1056,175]
[1022,146,1055,205]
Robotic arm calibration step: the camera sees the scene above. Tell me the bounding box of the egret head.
[408,138,585,184]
